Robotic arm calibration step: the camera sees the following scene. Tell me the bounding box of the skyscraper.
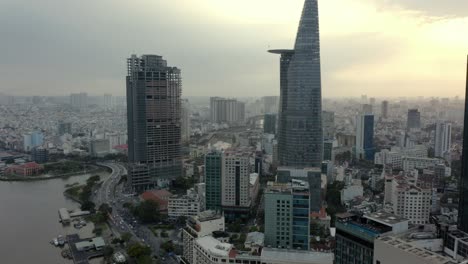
[355,114,374,160]
[459,55,468,232]
[407,109,421,131]
[434,121,452,158]
[126,54,182,191]
[269,0,323,168]
[381,100,389,119]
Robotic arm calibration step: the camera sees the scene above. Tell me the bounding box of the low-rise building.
[4,162,43,176]
[75,237,106,252]
[341,180,364,204]
[140,189,173,213]
[192,235,334,264]
[244,232,264,254]
[168,188,204,219]
[402,156,444,172]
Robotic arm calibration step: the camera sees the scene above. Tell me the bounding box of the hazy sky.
[1,0,468,98]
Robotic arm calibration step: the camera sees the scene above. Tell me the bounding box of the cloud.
[378,0,468,17]
[0,0,467,98]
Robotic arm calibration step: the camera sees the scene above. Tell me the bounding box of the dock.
[59,208,91,224]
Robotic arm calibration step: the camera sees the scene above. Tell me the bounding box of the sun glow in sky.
[0,0,468,97]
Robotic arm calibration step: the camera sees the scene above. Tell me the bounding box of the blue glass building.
[355,114,375,161]
[264,180,310,250]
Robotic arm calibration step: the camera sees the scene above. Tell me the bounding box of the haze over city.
[1,0,468,97]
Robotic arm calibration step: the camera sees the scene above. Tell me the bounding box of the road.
[95,162,178,263]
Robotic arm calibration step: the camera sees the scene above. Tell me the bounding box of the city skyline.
[1,0,468,97]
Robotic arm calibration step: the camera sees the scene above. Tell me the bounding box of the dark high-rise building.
[355,114,375,161]
[381,100,389,119]
[407,109,421,131]
[263,113,277,134]
[126,54,182,191]
[205,151,223,211]
[459,55,468,232]
[269,0,323,168]
[31,147,48,164]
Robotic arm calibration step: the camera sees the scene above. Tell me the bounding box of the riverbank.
[0,165,105,182]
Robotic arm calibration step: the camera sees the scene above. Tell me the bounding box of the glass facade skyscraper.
[459,56,468,232]
[269,0,323,168]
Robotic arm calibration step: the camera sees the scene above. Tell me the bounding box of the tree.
[136,255,153,264]
[161,241,175,253]
[99,203,113,217]
[176,216,187,226]
[81,200,96,211]
[87,175,101,185]
[93,227,103,236]
[127,243,152,259]
[121,232,132,243]
[102,246,114,259]
[132,200,161,223]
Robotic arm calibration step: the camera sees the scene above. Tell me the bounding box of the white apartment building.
[193,235,334,264]
[168,188,204,219]
[182,211,225,264]
[386,174,432,225]
[221,148,253,209]
[402,156,444,172]
[374,145,428,169]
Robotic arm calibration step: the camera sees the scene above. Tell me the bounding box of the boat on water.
[57,235,65,246]
[50,235,66,247]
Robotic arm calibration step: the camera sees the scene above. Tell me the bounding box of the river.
[0,171,109,264]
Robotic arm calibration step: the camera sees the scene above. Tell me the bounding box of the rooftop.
[365,211,409,226]
[261,248,334,264]
[245,232,264,246]
[377,236,455,264]
[196,210,223,222]
[196,236,233,257]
